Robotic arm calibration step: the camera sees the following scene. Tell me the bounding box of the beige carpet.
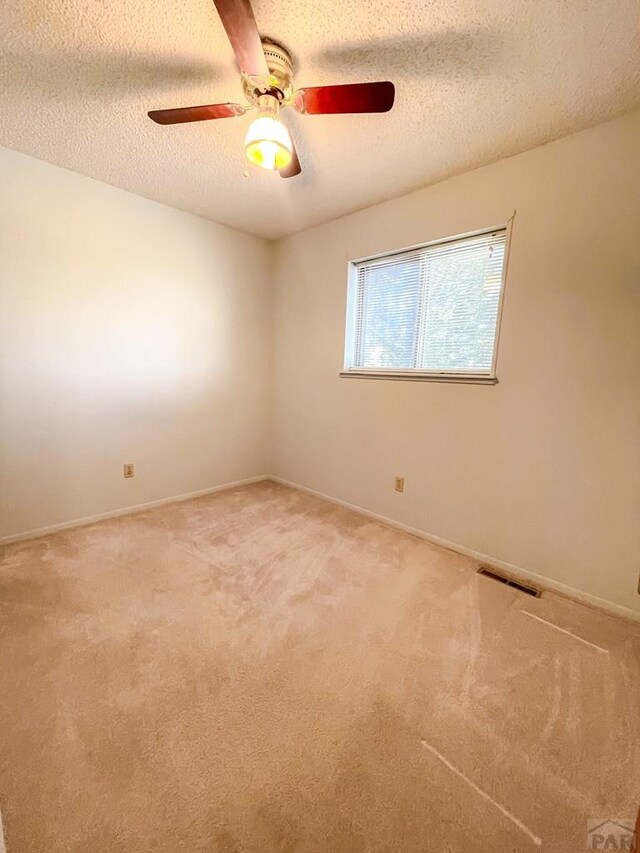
[0,481,638,852]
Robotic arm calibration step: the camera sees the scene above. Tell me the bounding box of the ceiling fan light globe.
[244,116,292,171]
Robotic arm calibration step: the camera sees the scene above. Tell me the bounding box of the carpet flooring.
[0,481,638,852]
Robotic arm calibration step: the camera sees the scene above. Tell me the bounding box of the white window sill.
[339,371,498,385]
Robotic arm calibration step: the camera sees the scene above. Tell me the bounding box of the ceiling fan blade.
[212,0,269,78]
[148,103,246,124]
[279,138,301,178]
[293,81,395,115]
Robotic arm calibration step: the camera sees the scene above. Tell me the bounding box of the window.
[342,227,508,383]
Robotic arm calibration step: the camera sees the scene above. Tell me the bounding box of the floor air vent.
[477,566,541,598]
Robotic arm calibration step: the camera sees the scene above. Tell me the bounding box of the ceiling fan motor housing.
[243,40,294,103]
[262,41,293,89]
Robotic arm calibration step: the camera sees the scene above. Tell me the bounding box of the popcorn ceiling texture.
[1,0,640,238]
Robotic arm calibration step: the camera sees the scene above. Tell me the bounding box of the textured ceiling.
[2,0,640,239]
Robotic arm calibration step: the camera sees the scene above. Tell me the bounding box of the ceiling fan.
[147,0,395,178]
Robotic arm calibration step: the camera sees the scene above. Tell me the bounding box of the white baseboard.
[268,475,640,625]
[0,475,269,546]
[4,472,638,625]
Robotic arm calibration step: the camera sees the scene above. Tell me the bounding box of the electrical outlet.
[123,463,135,479]
[394,476,404,493]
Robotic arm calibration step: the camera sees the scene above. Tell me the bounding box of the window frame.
[340,222,513,385]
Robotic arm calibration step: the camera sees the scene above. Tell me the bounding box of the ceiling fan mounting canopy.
[147,0,396,179]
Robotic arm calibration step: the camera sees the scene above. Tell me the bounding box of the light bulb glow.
[244,115,292,171]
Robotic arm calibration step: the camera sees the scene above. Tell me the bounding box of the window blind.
[345,229,507,377]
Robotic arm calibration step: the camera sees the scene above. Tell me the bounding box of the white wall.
[3,112,639,616]
[271,110,640,616]
[0,147,272,539]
